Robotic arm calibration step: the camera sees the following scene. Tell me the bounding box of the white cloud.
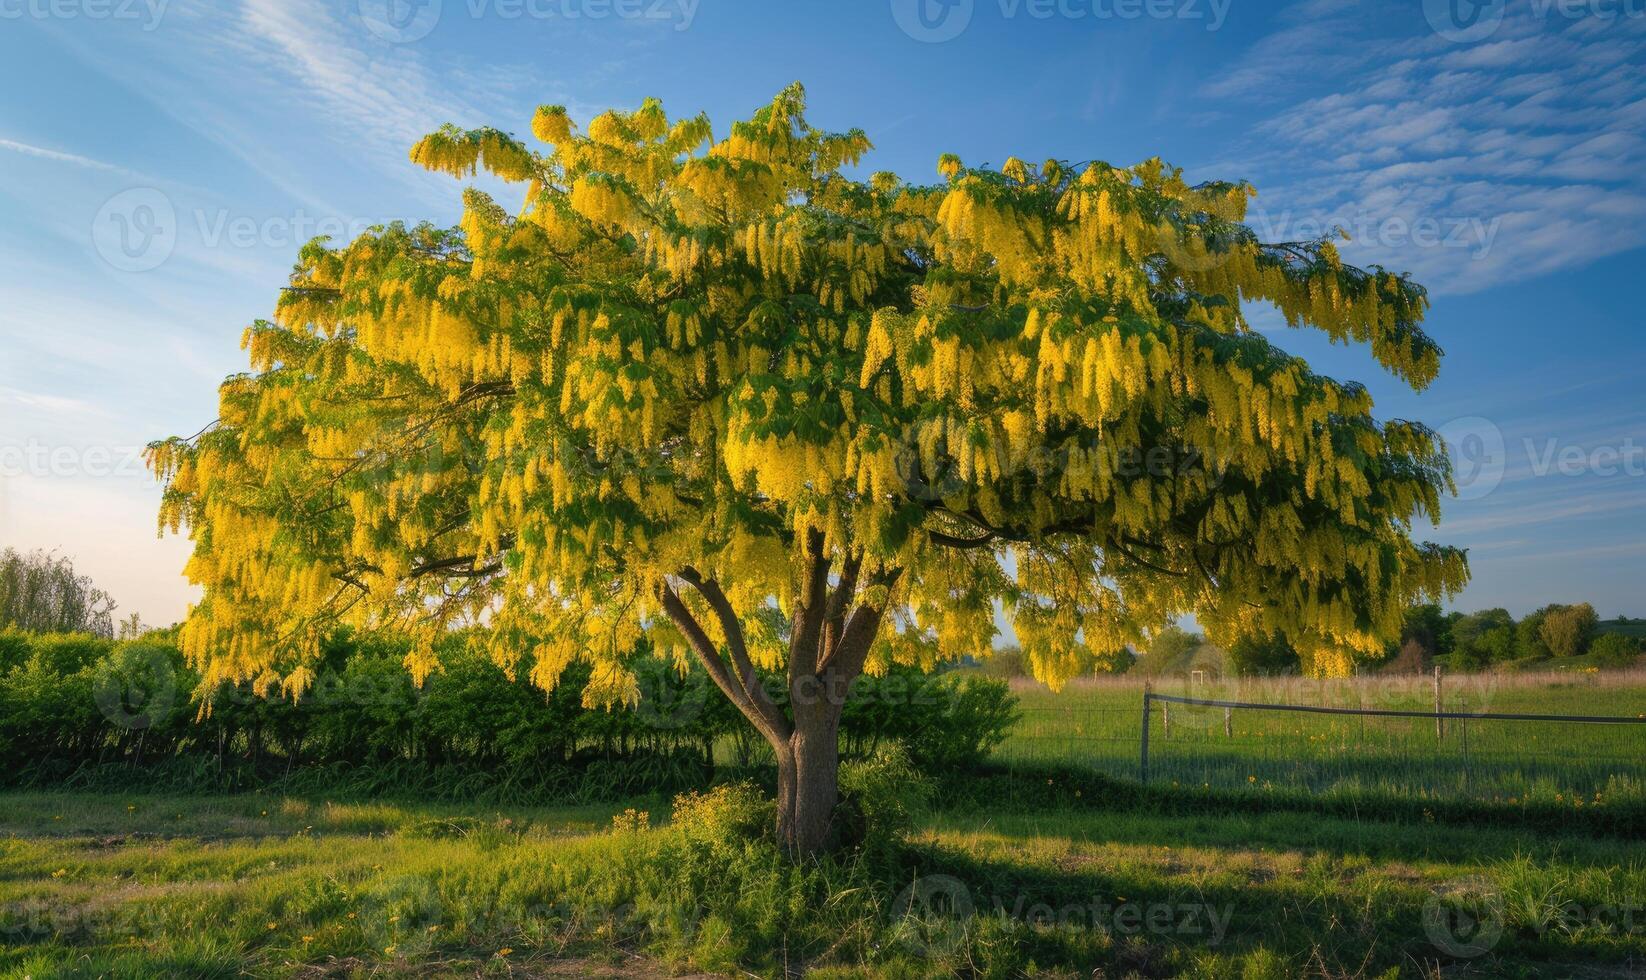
[0,138,152,181]
[1198,0,1646,295]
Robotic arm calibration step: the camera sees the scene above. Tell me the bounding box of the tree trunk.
[658,555,896,862]
[775,711,840,858]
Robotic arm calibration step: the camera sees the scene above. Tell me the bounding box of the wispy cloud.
[1198,0,1646,295]
[0,138,154,182]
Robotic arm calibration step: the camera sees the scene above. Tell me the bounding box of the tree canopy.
[150,85,1465,845]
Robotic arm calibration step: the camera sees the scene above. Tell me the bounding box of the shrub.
[0,629,1017,798]
[1591,632,1643,668]
[839,666,1018,769]
[837,743,931,857]
[671,782,773,849]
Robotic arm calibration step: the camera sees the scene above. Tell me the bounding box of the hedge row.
[0,629,1017,789]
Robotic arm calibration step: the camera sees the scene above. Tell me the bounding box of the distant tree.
[1226,631,1300,676]
[976,644,1029,679]
[1540,603,1598,659]
[1591,632,1642,668]
[1451,608,1512,659]
[1134,627,1206,676]
[1516,608,1552,659]
[0,548,116,638]
[117,612,148,640]
[1399,602,1452,659]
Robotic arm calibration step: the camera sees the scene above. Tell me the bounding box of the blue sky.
[1,0,1643,626]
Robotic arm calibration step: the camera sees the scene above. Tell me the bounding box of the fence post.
[1433,666,1444,742]
[1224,706,1233,739]
[1140,683,1152,785]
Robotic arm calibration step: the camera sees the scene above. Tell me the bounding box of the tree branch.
[819,552,861,665]
[788,528,830,679]
[657,581,791,745]
[677,567,788,738]
[817,566,903,684]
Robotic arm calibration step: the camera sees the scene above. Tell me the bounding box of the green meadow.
[4,668,1646,979]
[996,670,1646,806]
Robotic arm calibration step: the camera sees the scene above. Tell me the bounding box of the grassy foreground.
[3,780,1644,979]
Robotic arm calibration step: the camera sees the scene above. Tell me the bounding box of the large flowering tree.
[150,85,1466,855]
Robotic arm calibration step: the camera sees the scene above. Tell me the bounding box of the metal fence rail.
[993,676,1646,801]
[1139,691,1646,786]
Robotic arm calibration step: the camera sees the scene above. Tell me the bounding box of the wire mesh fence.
[992,671,1646,804]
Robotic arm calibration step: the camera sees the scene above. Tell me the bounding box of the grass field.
[994,669,1646,805]
[4,670,1646,978]
[3,787,1645,978]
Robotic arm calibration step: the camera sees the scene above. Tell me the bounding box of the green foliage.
[1515,608,1552,659]
[837,743,932,856]
[0,630,1014,795]
[1450,607,1516,667]
[1400,602,1452,658]
[0,548,116,638]
[839,666,1019,769]
[1225,632,1300,677]
[1540,602,1599,658]
[670,782,774,850]
[1590,632,1643,668]
[1133,626,1207,676]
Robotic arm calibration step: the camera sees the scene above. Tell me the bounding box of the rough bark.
[658,555,899,860]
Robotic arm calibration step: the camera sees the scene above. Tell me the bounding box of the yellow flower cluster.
[150,84,1466,707]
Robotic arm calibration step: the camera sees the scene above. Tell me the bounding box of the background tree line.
[979,604,1645,680]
